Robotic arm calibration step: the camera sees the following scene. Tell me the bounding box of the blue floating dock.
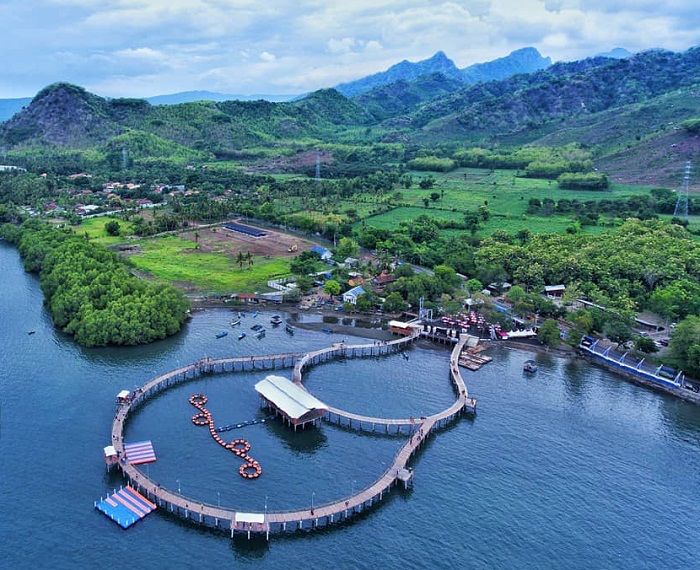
[96,486,157,529]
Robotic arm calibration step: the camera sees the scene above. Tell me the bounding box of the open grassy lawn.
[77,216,134,245]
[403,168,652,217]
[128,235,291,294]
[354,168,655,237]
[359,206,464,230]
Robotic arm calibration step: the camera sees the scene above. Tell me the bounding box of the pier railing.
[110,331,476,537]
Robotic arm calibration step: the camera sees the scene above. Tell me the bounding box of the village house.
[342,285,366,305]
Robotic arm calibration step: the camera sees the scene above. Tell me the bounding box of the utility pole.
[673,160,692,221]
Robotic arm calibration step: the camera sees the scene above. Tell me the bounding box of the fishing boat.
[251,323,263,331]
[238,332,246,340]
[285,324,295,335]
[255,330,266,339]
[523,360,538,373]
[270,315,283,326]
[215,331,228,339]
[321,327,333,334]
[27,331,36,335]
[230,319,241,327]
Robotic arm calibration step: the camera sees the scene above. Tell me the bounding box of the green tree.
[104,220,120,236]
[430,192,440,202]
[538,319,561,348]
[323,279,341,296]
[669,316,700,377]
[383,292,407,313]
[335,237,359,259]
[466,278,482,293]
[634,335,658,353]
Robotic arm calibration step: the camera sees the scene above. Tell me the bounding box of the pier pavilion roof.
[255,375,328,420]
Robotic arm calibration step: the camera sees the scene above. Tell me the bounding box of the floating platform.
[95,486,156,529]
[124,440,157,465]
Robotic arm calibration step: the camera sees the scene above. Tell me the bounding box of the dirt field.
[181,220,316,258]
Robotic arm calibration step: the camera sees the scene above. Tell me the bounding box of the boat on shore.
[523,360,538,373]
[216,331,228,339]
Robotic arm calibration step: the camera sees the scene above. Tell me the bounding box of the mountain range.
[335,47,552,97]
[1,46,698,186]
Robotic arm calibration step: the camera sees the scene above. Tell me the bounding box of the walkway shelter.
[255,375,328,430]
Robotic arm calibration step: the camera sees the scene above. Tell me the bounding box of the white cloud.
[0,0,697,97]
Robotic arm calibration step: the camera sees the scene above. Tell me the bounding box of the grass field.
[128,235,291,294]
[77,216,134,245]
[353,168,656,237]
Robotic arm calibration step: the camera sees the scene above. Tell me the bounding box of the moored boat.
[230,319,241,327]
[523,360,538,373]
[238,332,246,340]
[270,315,283,326]
[215,331,228,339]
[285,324,294,335]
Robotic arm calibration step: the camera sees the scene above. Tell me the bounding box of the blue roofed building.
[342,285,366,305]
[310,245,333,261]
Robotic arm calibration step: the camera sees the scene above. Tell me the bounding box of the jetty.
[108,331,478,538]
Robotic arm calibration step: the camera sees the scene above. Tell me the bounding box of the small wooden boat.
[402,352,409,360]
[523,360,538,373]
[321,327,333,334]
[270,315,283,326]
[251,323,263,331]
[216,331,228,339]
[255,330,266,339]
[238,332,246,340]
[27,330,36,335]
[230,319,241,327]
[285,324,295,335]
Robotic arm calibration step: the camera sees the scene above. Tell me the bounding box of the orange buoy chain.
[188,393,262,479]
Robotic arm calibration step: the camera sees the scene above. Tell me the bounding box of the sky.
[0,0,698,98]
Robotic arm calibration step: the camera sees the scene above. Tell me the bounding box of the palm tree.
[236,251,245,270]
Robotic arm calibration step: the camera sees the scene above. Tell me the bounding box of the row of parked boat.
[216,312,295,340]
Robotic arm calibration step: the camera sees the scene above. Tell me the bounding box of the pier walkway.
[110,332,476,538]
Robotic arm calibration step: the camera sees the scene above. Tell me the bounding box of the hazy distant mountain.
[0,97,32,121]
[336,51,462,97]
[336,47,551,97]
[145,90,297,105]
[597,48,633,59]
[460,47,551,83]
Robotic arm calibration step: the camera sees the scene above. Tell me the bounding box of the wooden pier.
[109,332,477,538]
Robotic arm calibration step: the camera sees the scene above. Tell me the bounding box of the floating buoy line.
[188,393,262,479]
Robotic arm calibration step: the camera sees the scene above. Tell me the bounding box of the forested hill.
[402,47,700,140]
[0,84,372,152]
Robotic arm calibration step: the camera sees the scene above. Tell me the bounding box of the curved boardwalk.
[110,332,476,538]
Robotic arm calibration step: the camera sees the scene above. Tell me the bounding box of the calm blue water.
[1,241,699,569]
